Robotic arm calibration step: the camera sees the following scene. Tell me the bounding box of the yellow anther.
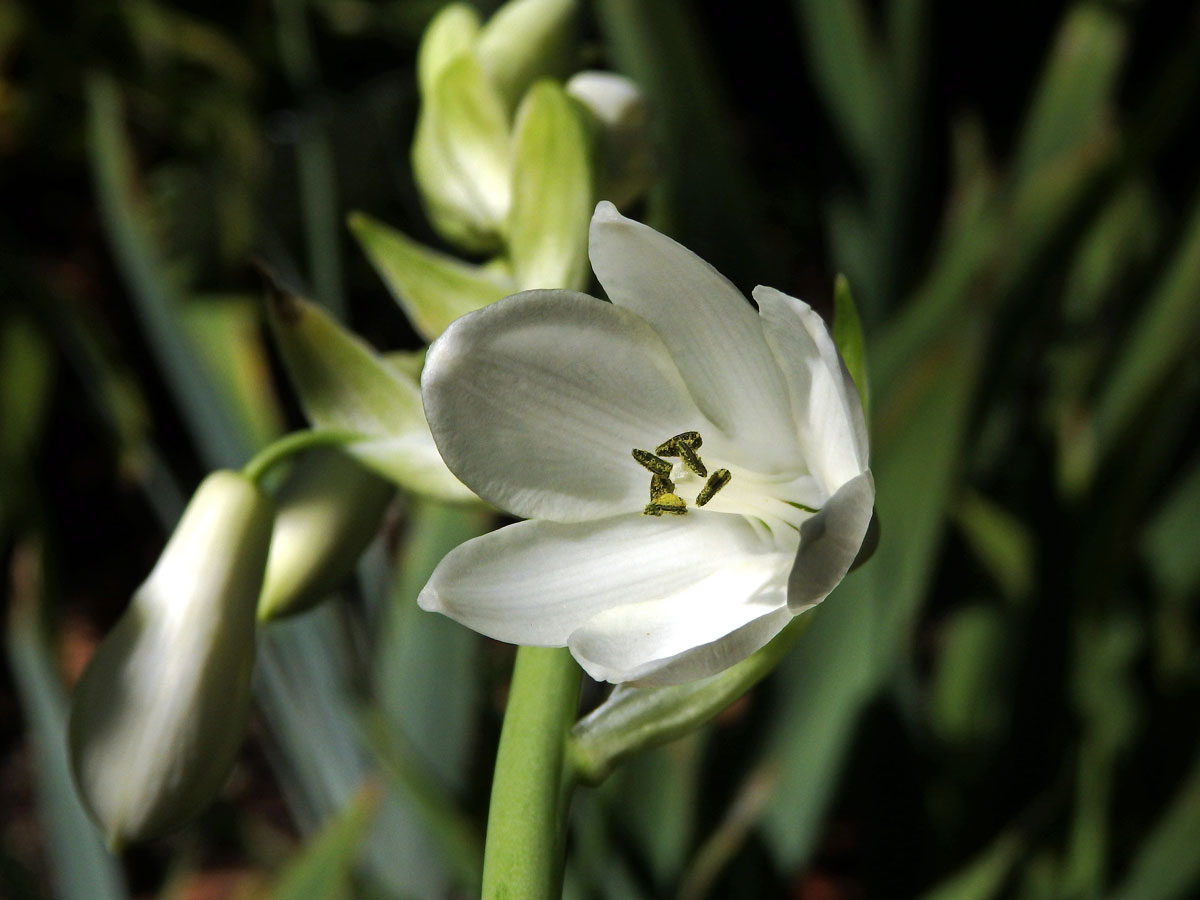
[643,492,687,516]
[649,473,675,501]
[655,431,707,477]
[632,448,674,477]
[695,468,731,507]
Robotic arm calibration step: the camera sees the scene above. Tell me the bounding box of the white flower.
[418,202,874,685]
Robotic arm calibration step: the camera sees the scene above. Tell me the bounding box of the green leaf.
[832,274,869,418]
[1012,4,1126,184]
[475,0,576,115]
[1091,185,1200,464]
[506,81,593,292]
[412,52,512,253]
[266,783,382,900]
[928,604,1011,747]
[264,279,474,502]
[349,211,511,340]
[181,294,285,450]
[953,489,1036,603]
[6,538,129,900]
[791,0,884,172]
[917,830,1023,900]
[1142,451,1200,597]
[1107,746,1200,900]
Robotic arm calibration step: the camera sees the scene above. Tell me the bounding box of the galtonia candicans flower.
[418,203,874,685]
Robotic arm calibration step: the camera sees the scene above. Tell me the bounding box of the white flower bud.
[68,471,273,847]
[567,71,654,210]
[258,449,395,621]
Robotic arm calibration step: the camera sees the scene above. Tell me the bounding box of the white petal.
[588,202,798,470]
[787,471,875,611]
[568,551,793,684]
[422,289,713,522]
[754,286,869,495]
[418,513,774,646]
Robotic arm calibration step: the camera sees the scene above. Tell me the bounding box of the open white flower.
[419,202,874,685]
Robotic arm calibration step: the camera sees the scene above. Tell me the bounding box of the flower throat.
[632,431,731,516]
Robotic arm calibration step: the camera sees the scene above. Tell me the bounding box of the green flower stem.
[567,611,816,784]
[240,428,360,485]
[482,646,582,900]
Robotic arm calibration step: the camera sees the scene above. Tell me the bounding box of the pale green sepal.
[566,71,654,209]
[384,348,428,382]
[412,53,512,253]
[257,448,396,621]
[567,612,814,784]
[265,283,475,502]
[506,80,593,291]
[348,211,511,341]
[476,0,576,115]
[416,3,481,98]
[832,274,869,420]
[68,471,273,846]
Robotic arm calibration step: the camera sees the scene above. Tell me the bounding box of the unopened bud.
[567,71,654,210]
[258,449,396,621]
[68,471,273,847]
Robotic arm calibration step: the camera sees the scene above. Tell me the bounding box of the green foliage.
[5,0,1200,897]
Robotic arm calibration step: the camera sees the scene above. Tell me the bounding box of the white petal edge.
[588,202,800,472]
[754,285,870,494]
[567,551,794,685]
[418,512,775,646]
[787,471,875,611]
[421,289,715,522]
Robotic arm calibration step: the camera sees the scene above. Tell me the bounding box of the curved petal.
[754,286,870,494]
[418,512,774,645]
[787,471,875,611]
[567,550,793,684]
[422,289,713,522]
[588,202,798,471]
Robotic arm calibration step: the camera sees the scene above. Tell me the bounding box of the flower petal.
[588,202,798,470]
[568,552,793,684]
[754,286,870,494]
[422,289,713,521]
[418,512,774,646]
[787,471,875,611]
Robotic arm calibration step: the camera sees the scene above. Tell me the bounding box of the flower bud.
[567,71,654,210]
[258,449,396,621]
[68,470,273,847]
[411,0,579,253]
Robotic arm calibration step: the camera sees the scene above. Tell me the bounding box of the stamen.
[649,473,675,501]
[695,468,732,507]
[655,431,707,477]
[632,448,674,477]
[655,431,702,454]
[643,493,687,516]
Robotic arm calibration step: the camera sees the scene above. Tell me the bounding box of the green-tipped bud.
[68,471,273,847]
[411,0,580,253]
[476,0,576,114]
[258,449,396,621]
[567,71,654,210]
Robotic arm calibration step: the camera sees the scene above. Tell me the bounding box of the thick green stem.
[482,646,582,900]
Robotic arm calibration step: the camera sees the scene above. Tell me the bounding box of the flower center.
[631,431,824,538]
[632,431,730,516]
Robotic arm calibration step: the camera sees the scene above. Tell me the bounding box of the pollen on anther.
[696,468,731,507]
[643,492,687,516]
[632,448,674,477]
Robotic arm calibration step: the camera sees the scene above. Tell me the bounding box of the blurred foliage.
[2,0,1200,899]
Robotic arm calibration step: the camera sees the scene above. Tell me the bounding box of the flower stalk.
[481,646,582,900]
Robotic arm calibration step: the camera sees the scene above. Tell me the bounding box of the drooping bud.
[257,449,396,621]
[68,470,273,847]
[567,71,654,210]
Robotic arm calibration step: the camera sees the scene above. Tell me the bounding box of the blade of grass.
[6,537,129,900]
